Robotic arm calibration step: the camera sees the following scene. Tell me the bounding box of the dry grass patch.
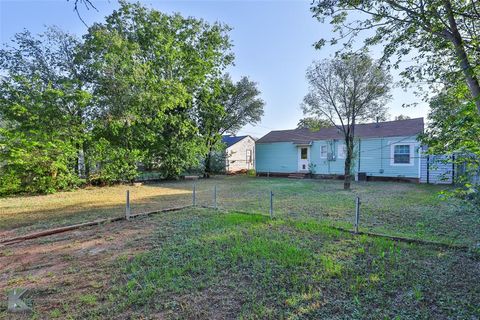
[0,184,191,236]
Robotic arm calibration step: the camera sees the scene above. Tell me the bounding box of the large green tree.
[0,27,91,194]
[80,1,234,179]
[423,84,480,203]
[196,74,264,177]
[311,0,480,113]
[302,53,391,190]
[297,117,331,131]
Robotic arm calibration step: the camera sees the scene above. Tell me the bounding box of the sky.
[0,0,429,138]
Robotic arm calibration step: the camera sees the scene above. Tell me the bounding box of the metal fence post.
[354,196,360,233]
[269,191,274,219]
[126,190,131,220]
[192,183,196,207]
[213,185,217,209]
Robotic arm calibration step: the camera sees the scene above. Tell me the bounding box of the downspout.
[357,139,361,172]
[380,138,384,173]
[332,139,337,174]
[328,140,332,174]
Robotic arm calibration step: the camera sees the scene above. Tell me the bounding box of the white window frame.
[338,144,346,159]
[320,145,328,159]
[390,142,415,166]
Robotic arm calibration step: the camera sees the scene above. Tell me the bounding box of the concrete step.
[288,173,306,179]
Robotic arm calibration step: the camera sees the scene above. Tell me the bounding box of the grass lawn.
[1,208,479,319]
[1,176,478,245]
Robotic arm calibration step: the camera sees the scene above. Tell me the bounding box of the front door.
[298,147,310,172]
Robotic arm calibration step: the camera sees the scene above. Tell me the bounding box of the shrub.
[0,168,21,195]
[88,138,143,185]
[0,137,83,195]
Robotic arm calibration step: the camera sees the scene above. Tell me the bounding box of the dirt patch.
[0,216,160,319]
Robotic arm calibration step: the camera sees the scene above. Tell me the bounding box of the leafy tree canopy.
[311,0,480,113]
[422,84,480,203]
[0,27,91,194]
[80,0,235,179]
[0,1,251,194]
[394,114,411,121]
[297,117,331,131]
[302,52,391,189]
[196,74,264,176]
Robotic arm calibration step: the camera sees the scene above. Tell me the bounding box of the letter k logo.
[8,288,30,313]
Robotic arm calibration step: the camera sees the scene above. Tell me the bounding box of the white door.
[298,147,310,172]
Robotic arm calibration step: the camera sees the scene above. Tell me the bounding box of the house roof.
[256,118,424,144]
[221,135,251,148]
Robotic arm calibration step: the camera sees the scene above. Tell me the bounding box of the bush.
[0,168,21,195]
[0,137,83,195]
[88,138,143,185]
[247,169,256,177]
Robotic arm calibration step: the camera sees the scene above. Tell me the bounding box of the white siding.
[226,137,256,172]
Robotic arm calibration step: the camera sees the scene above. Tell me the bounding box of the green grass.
[91,208,480,319]
[1,204,479,319]
[2,175,477,246]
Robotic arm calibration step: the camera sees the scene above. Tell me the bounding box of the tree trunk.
[204,143,214,178]
[444,0,480,113]
[343,144,350,190]
[343,136,354,190]
[83,141,90,180]
[204,152,211,178]
[343,157,351,190]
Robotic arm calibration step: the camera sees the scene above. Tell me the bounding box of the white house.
[222,135,256,173]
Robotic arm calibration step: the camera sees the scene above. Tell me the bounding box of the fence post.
[213,185,217,209]
[269,190,274,219]
[192,183,196,207]
[125,190,131,220]
[354,196,360,233]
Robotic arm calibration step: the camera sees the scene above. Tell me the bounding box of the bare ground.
[0,216,159,319]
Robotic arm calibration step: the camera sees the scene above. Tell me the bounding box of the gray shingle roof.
[256,118,424,144]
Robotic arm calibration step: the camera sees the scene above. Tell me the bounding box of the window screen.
[393,145,410,164]
[320,145,327,158]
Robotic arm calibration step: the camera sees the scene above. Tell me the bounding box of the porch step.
[288,173,306,179]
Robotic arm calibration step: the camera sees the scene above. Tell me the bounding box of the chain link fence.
[4,176,476,246]
[124,177,477,246]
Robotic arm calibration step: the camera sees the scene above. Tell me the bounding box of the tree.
[394,115,411,121]
[197,74,264,177]
[0,2,239,194]
[0,27,91,194]
[302,53,391,190]
[311,0,480,114]
[69,0,97,25]
[80,1,234,180]
[422,84,480,204]
[297,117,331,131]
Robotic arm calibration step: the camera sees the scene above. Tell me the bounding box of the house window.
[338,144,346,159]
[300,147,308,160]
[393,145,410,164]
[246,150,252,163]
[390,143,415,166]
[320,145,327,158]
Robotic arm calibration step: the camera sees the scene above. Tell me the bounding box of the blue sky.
[0,0,428,137]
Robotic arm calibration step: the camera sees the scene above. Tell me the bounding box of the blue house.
[256,118,426,182]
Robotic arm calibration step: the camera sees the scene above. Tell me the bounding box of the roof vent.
[375,117,380,128]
